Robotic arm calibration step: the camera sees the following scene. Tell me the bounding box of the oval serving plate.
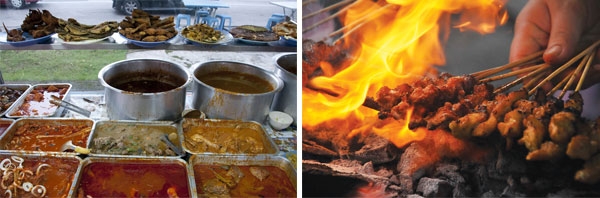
[281,36,297,46]
[56,35,110,45]
[182,30,233,46]
[0,30,54,47]
[236,38,273,46]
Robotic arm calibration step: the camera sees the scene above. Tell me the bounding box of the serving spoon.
[60,140,90,154]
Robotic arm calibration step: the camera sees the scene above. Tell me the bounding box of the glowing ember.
[303,0,508,147]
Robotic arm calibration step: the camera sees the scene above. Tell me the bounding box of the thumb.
[543,2,586,64]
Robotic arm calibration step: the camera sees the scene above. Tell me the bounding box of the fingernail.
[545,45,562,61]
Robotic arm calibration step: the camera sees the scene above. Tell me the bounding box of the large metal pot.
[98,59,191,121]
[271,53,297,125]
[191,61,283,122]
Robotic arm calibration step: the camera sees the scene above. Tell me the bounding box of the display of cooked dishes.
[182,119,277,154]
[229,25,279,41]
[2,119,92,152]
[272,21,297,39]
[0,155,80,197]
[194,164,296,197]
[0,86,26,115]
[76,160,190,197]
[181,23,223,43]
[9,84,69,117]
[90,122,180,156]
[118,9,176,42]
[56,18,118,41]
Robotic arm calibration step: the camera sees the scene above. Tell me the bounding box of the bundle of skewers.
[363,40,600,184]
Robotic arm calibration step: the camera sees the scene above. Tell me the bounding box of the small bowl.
[268,111,293,130]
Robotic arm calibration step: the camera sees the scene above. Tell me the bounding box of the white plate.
[55,35,110,45]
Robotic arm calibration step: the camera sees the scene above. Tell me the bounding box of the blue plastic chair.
[175,14,192,30]
[194,10,210,24]
[202,16,220,29]
[266,13,285,30]
[216,14,232,30]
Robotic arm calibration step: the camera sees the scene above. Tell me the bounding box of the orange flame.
[303,0,507,147]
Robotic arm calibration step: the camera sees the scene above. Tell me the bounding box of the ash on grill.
[303,41,600,197]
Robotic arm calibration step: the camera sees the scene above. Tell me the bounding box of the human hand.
[510,0,600,90]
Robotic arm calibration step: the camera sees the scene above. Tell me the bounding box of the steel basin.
[271,53,297,125]
[98,58,191,121]
[191,61,283,122]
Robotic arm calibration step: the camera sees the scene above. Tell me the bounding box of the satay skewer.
[330,4,394,44]
[548,70,573,97]
[529,39,600,95]
[494,63,551,94]
[472,51,544,80]
[479,63,546,83]
[303,0,354,20]
[559,52,591,98]
[524,70,549,91]
[575,47,597,92]
[303,0,359,33]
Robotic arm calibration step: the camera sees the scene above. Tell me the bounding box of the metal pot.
[98,59,191,121]
[191,61,283,122]
[271,53,297,125]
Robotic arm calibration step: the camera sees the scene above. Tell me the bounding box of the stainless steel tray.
[0,117,94,155]
[0,118,14,136]
[188,154,297,197]
[180,118,279,155]
[0,84,32,117]
[73,157,195,197]
[0,152,82,197]
[87,120,184,159]
[5,83,72,118]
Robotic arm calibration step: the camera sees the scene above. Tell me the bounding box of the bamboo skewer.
[329,4,394,44]
[547,70,573,97]
[471,51,544,80]
[303,0,354,20]
[524,70,549,91]
[558,52,591,98]
[529,40,600,96]
[302,0,317,6]
[303,0,360,33]
[479,63,545,83]
[494,63,551,94]
[576,48,597,92]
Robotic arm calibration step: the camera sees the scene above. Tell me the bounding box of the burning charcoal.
[434,163,465,185]
[416,177,453,197]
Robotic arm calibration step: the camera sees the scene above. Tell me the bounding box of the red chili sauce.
[76,162,190,197]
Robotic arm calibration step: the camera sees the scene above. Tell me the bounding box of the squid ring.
[4,189,11,198]
[10,156,23,168]
[35,164,50,176]
[0,159,12,171]
[22,182,33,192]
[31,185,46,197]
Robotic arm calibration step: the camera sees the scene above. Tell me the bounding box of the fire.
[303,0,507,147]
